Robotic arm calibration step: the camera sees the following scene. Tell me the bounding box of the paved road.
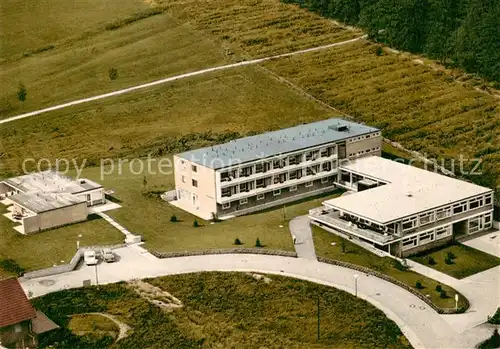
[0,35,367,125]
[22,247,469,349]
[289,216,317,260]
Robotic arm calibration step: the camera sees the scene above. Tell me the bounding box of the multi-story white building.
[172,118,382,219]
[309,156,495,257]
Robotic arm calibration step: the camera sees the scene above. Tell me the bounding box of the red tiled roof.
[0,278,36,328]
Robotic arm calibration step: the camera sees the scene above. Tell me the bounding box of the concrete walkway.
[289,216,317,260]
[97,212,139,242]
[0,36,367,125]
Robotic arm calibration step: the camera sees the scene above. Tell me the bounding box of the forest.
[283,0,500,83]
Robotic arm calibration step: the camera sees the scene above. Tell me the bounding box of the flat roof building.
[0,171,106,234]
[172,118,383,220]
[309,156,494,257]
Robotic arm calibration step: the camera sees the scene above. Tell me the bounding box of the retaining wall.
[152,248,298,259]
[317,256,469,314]
[22,244,126,279]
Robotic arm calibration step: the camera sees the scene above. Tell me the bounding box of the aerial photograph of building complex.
[0,0,499,348]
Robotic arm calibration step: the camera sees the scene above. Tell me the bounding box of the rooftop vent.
[329,124,349,132]
[406,192,413,198]
[80,179,86,184]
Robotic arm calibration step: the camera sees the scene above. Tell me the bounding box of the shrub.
[17,83,27,102]
[488,308,500,325]
[170,215,178,223]
[428,256,436,265]
[479,329,500,349]
[211,212,220,223]
[415,280,423,289]
[435,284,442,292]
[445,256,454,265]
[393,259,409,271]
[234,238,242,245]
[340,241,346,253]
[255,238,262,248]
[440,290,447,298]
[108,67,118,80]
[447,251,456,260]
[0,259,25,276]
[193,220,200,228]
[375,46,384,56]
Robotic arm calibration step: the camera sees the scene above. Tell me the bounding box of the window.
[255,163,263,173]
[290,185,297,192]
[469,197,483,210]
[402,217,417,232]
[181,175,186,183]
[436,206,451,220]
[191,165,197,172]
[257,193,265,200]
[485,194,492,205]
[273,189,281,196]
[402,235,418,250]
[14,324,22,333]
[321,177,329,184]
[222,187,231,197]
[436,226,451,239]
[419,230,435,245]
[289,170,297,180]
[322,162,332,172]
[305,181,313,188]
[419,211,435,226]
[240,183,248,192]
[192,179,198,187]
[240,198,248,205]
[222,202,231,209]
[453,201,467,214]
[256,178,265,188]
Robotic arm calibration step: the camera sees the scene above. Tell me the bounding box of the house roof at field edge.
[176,118,379,169]
[0,278,36,328]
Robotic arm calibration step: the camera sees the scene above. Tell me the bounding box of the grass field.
[0,0,355,119]
[262,41,500,184]
[63,159,341,254]
[34,272,412,348]
[410,243,500,279]
[68,314,119,340]
[0,66,332,177]
[0,205,123,271]
[313,226,468,309]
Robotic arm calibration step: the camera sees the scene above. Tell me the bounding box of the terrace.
[309,208,399,245]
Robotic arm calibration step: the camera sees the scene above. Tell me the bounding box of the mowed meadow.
[0,0,498,188]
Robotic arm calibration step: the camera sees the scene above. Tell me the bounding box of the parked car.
[101,248,116,263]
[83,250,98,266]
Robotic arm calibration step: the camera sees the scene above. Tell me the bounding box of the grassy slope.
[34,272,412,349]
[65,158,342,253]
[0,206,123,271]
[68,314,119,340]
[0,0,355,119]
[410,243,500,279]
[313,226,467,309]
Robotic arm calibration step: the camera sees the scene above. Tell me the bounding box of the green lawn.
[34,272,412,348]
[409,243,500,279]
[0,205,124,271]
[313,226,468,309]
[66,159,341,253]
[68,314,120,340]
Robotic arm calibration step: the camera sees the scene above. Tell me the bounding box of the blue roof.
[177,118,379,169]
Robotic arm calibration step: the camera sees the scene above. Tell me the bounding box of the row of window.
[401,225,452,251]
[347,132,381,143]
[348,147,380,157]
[220,146,337,180]
[400,193,493,232]
[221,178,331,209]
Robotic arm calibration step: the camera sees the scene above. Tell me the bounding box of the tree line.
[283,0,500,83]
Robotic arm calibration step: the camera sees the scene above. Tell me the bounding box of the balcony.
[219,154,338,188]
[219,170,337,203]
[309,210,399,245]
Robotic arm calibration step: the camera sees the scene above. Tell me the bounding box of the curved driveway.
[21,250,466,349]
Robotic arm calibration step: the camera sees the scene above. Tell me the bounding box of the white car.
[83,250,98,266]
[101,248,116,263]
